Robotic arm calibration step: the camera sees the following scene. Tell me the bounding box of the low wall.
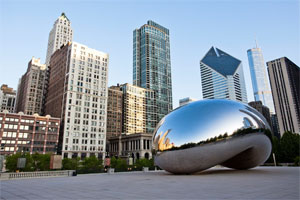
[0,170,75,180]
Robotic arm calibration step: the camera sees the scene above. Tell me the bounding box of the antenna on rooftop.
[254,34,259,48]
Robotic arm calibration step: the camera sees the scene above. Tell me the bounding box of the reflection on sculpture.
[152,99,272,174]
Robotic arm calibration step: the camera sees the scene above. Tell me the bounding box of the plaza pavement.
[0,166,299,200]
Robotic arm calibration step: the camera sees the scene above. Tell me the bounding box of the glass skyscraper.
[247,47,275,113]
[200,47,248,103]
[133,20,173,124]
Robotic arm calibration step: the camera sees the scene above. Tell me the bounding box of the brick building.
[0,112,60,155]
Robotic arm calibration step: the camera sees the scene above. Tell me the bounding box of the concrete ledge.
[0,170,75,180]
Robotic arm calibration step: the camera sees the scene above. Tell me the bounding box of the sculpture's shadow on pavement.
[161,167,273,176]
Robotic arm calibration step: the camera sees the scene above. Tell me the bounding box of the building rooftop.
[201,47,241,77]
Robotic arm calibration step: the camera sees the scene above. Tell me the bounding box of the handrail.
[0,170,75,180]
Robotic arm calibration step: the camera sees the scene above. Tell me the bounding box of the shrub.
[79,156,103,173]
[62,157,80,170]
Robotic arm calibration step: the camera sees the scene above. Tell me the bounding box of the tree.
[115,158,127,172]
[31,153,51,171]
[134,158,154,170]
[80,156,103,173]
[280,131,300,163]
[109,157,128,172]
[110,156,117,168]
[5,153,21,172]
[62,157,80,170]
[23,153,35,171]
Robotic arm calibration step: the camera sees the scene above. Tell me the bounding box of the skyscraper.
[45,13,73,66]
[121,83,156,134]
[0,84,16,113]
[106,85,123,138]
[247,46,275,113]
[200,47,247,103]
[133,20,173,123]
[267,57,300,136]
[15,57,47,115]
[45,42,109,159]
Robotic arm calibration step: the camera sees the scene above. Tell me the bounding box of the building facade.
[45,42,109,159]
[267,57,300,136]
[121,83,156,134]
[0,85,16,113]
[179,97,197,107]
[106,85,123,138]
[45,13,73,66]
[247,47,275,113]
[108,133,153,162]
[200,47,248,103]
[248,101,272,128]
[15,57,47,115]
[0,112,60,155]
[133,20,173,124]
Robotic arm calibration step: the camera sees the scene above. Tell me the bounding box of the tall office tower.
[106,85,123,138]
[45,13,73,66]
[121,83,156,134]
[200,47,248,103]
[133,20,173,124]
[0,85,16,113]
[45,42,109,159]
[267,57,300,136]
[15,57,47,115]
[247,47,275,113]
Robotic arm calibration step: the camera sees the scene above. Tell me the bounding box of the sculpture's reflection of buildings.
[152,100,272,174]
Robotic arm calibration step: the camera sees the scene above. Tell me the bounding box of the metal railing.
[0,170,75,180]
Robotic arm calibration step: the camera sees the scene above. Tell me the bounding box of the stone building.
[45,13,73,66]
[108,133,153,162]
[45,42,109,159]
[15,57,47,115]
[106,85,123,138]
[0,85,16,113]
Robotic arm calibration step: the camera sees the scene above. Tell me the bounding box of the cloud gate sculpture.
[152,99,272,174]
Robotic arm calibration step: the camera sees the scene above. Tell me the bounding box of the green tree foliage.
[5,153,21,172]
[115,158,127,172]
[109,156,128,172]
[31,153,51,171]
[5,153,51,172]
[279,131,300,163]
[110,156,117,168]
[294,156,300,166]
[23,153,35,171]
[62,157,80,170]
[80,156,103,173]
[134,158,154,170]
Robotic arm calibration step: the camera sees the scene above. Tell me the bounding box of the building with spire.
[133,20,173,124]
[247,44,275,113]
[45,13,73,66]
[200,47,247,103]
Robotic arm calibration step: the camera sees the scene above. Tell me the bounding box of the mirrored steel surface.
[153,99,271,152]
[152,99,272,174]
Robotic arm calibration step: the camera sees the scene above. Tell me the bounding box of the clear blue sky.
[0,0,299,108]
